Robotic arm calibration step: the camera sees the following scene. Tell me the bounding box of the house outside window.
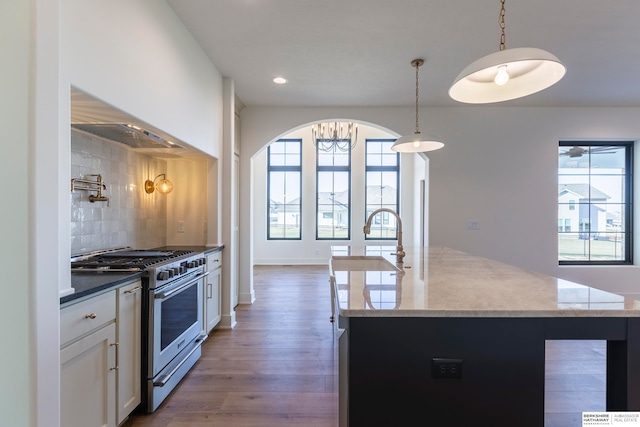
[365,139,399,240]
[267,139,302,240]
[558,141,633,264]
[316,140,351,239]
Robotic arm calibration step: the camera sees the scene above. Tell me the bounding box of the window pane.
[285,140,301,155]
[365,171,398,239]
[269,140,302,167]
[590,146,625,172]
[590,175,625,204]
[270,153,286,166]
[381,152,398,167]
[268,140,301,240]
[270,142,285,154]
[268,171,301,239]
[558,142,632,264]
[317,171,349,239]
[365,140,399,240]
[318,147,349,167]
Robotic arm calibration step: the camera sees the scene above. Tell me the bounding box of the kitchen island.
[330,246,640,427]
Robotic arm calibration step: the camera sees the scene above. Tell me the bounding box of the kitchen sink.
[330,255,401,272]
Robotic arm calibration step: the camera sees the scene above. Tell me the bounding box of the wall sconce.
[144,174,173,194]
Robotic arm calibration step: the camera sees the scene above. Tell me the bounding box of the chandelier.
[311,121,358,152]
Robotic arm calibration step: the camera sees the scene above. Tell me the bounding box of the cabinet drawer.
[207,252,222,271]
[61,290,116,347]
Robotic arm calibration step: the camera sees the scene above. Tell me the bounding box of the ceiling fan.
[559,146,618,158]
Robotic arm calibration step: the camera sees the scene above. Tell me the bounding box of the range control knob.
[188,261,196,268]
[172,267,180,276]
[198,258,205,266]
[157,270,170,281]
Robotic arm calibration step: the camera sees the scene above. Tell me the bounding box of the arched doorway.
[237,118,429,307]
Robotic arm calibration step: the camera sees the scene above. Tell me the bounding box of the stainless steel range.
[71,248,208,412]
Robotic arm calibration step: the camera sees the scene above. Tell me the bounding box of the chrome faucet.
[363,208,405,264]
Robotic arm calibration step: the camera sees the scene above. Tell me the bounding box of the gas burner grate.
[71,249,196,270]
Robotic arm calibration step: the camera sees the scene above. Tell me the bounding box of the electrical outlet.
[177,221,185,233]
[432,358,463,379]
[467,220,480,230]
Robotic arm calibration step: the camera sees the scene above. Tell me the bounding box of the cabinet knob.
[84,313,97,319]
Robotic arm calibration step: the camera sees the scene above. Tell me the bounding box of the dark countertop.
[62,272,143,306]
[152,244,224,255]
[61,244,224,306]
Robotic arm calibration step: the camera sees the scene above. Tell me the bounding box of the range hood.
[71,123,183,150]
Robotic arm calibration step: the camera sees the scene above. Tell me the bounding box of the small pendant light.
[392,59,444,153]
[449,0,566,104]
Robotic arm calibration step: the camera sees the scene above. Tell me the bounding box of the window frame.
[364,139,400,241]
[558,140,633,265]
[315,140,352,240]
[267,139,302,240]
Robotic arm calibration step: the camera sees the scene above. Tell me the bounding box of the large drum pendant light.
[449,0,566,104]
[392,59,444,153]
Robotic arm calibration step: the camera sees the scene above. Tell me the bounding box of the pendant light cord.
[499,0,506,51]
[410,58,424,134]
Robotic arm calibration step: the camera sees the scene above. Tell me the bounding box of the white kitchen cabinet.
[203,251,222,334]
[61,278,142,427]
[60,291,117,427]
[116,280,142,424]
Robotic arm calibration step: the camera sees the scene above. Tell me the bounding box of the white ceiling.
[166,0,640,108]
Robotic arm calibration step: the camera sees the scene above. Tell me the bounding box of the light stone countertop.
[330,245,640,318]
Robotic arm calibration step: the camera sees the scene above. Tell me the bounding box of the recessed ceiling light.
[273,77,287,84]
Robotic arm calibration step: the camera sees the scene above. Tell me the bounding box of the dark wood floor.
[545,339,605,426]
[123,265,605,427]
[123,265,337,427]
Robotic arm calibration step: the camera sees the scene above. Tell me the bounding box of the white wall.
[252,123,416,265]
[240,106,640,301]
[412,154,427,247]
[60,0,224,294]
[2,0,64,425]
[8,1,226,425]
[1,3,35,426]
[427,107,640,296]
[62,0,223,157]
[165,158,209,245]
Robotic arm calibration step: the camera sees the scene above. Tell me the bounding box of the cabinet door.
[205,268,222,333]
[61,323,117,427]
[117,280,142,424]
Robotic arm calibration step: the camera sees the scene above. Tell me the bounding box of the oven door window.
[160,283,198,350]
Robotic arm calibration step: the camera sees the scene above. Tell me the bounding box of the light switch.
[177,221,185,233]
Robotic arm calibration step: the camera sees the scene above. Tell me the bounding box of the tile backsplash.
[71,130,167,255]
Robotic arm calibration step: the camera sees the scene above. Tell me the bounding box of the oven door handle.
[153,334,207,387]
[154,272,209,299]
